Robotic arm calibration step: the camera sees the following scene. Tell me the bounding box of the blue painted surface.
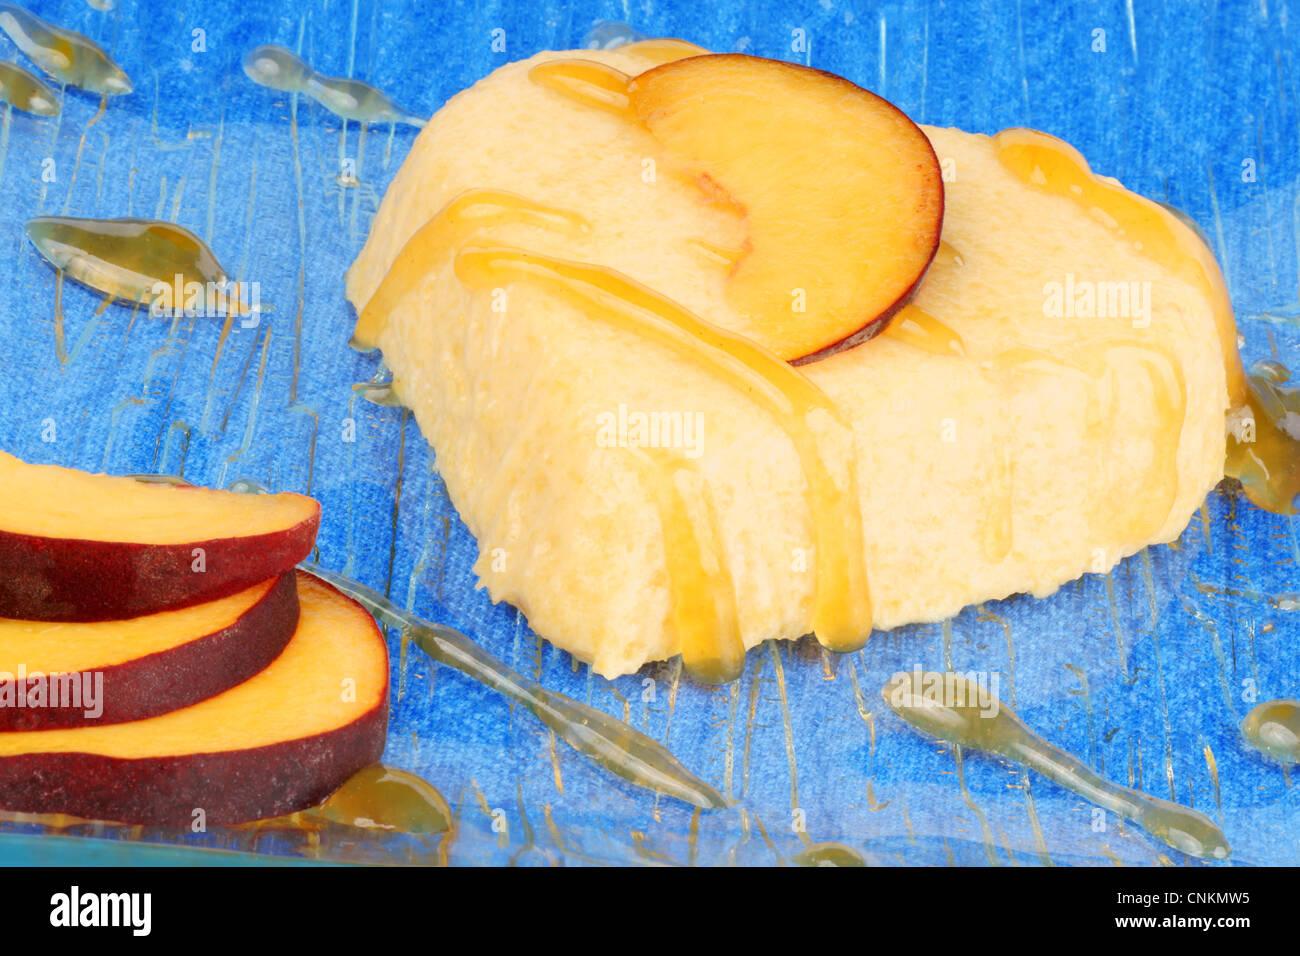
[0,0,1296,865]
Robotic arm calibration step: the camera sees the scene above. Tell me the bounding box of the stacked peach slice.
[0,451,388,825]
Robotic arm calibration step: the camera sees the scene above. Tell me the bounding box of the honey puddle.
[25,216,258,319]
[792,841,868,866]
[0,60,58,115]
[243,44,424,128]
[1227,362,1300,514]
[0,4,131,96]
[0,763,454,865]
[1240,698,1300,766]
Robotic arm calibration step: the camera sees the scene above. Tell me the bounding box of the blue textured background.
[0,0,1297,865]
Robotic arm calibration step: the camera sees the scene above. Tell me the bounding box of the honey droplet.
[0,4,131,95]
[1240,698,1300,766]
[25,216,256,318]
[0,59,58,115]
[883,669,1230,860]
[308,763,452,834]
[243,44,424,127]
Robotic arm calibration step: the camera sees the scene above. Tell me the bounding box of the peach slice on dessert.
[0,573,298,730]
[0,452,319,621]
[0,572,387,825]
[628,53,944,363]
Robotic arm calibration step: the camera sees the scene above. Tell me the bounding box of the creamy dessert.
[347,41,1283,680]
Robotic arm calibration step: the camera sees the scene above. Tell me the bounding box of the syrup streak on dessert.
[882,303,965,358]
[0,60,58,115]
[242,44,425,128]
[610,38,710,65]
[686,238,747,269]
[883,670,1231,860]
[995,127,1300,515]
[991,342,1186,545]
[515,53,873,670]
[885,137,1212,554]
[527,38,715,117]
[304,564,729,809]
[350,189,590,350]
[885,269,1187,553]
[529,58,633,116]
[0,4,131,95]
[453,245,873,660]
[878,303,1027,555]
[1240,698,1300,766]
[628,447,744,684]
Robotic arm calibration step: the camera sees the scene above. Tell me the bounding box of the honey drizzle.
[520,55,803,671]
[453,245,872,656]
[349,182,805,678]
[617,38,710,65]
[687,237,747,270]
[994,128,1299,515]
[352,189,590,349]
[873,254,1004,558]
[932,239,965,269]
[531,40,705,113]
[882,303,1010,558]
[994,128,1243,402]
[526,59,720,200]
[881,304,965,357]
[991,342,1188,545]
[883,303,1186,555]
[628,447,743,683]
[528,59,633,117]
